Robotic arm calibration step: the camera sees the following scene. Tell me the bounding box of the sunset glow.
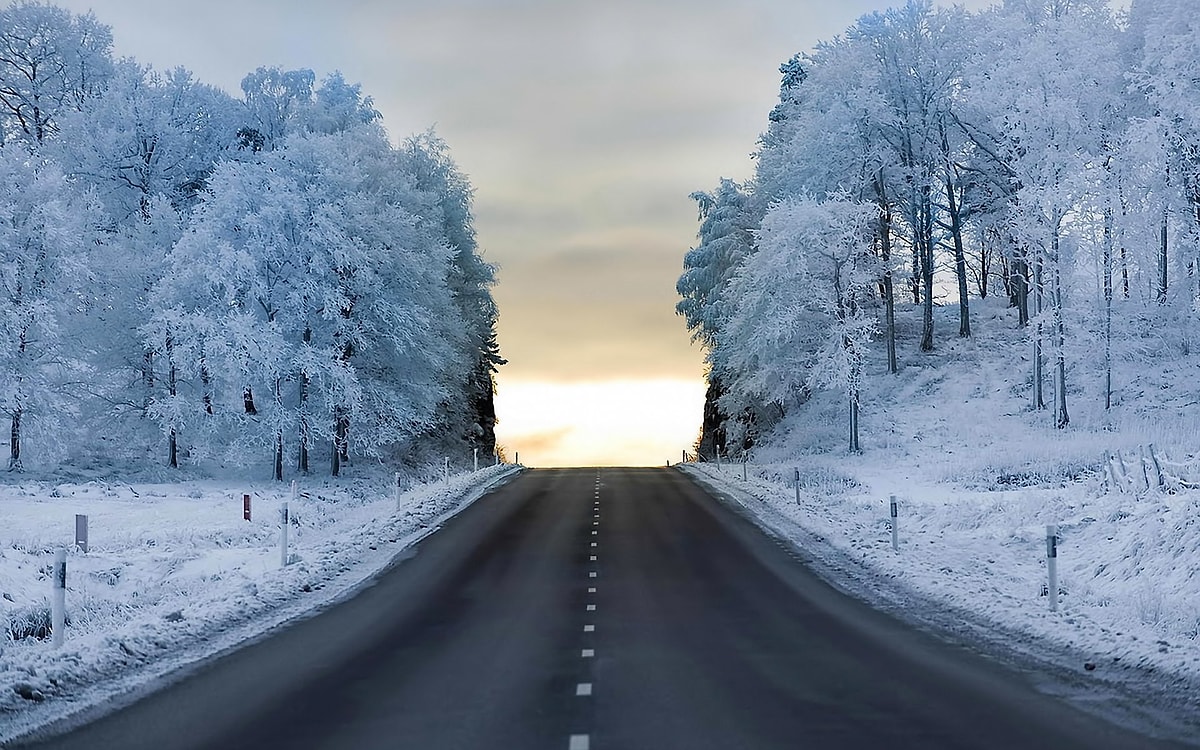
[493,378,705,467]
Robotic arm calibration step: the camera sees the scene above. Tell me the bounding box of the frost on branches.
[0,2,502,476]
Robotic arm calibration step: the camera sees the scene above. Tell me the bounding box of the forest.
[679,0,1200,457]
[0,1,502,477]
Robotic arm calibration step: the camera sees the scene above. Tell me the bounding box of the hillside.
[688,296,1200,738]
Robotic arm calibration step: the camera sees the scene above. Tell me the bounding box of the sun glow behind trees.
[494,379,704,467]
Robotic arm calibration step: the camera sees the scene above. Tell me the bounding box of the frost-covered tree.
[0,1,111,147]
[155,123,466,477]
[676,178,754,457]
[0,148,101,469]
[722,195,878,452]
[400,130,503,459]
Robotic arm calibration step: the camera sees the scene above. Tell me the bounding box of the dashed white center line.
[584,624,595,632]
[590,555,597,561]
[576,682,593,696]
[586,604,596,611]
[591,542,597,547]
[569,734,590,750]
[588,586,596,593]
[592,530,597,535]
[582,648,595,658]
[589,571,597,578]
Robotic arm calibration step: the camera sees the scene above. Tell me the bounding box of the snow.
[681,297,1200,742]
[0,463,521,742]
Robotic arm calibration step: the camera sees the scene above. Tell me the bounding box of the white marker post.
[794,468,801,505]
[74,514,88,554]
[473,448,479,473]
[515,452,520,466]
[281,483,294,568]
[443,456,450,485]
[742,459,747,482]
[889,495,899,552]
[1046,524,1058,612]
[394,472,402,512]
[51,549,66,648]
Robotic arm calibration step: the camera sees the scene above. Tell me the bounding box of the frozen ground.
[682,298,1200,744]
[0,462,521,743]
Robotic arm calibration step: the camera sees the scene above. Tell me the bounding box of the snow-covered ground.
[0,463,521,743]
[683,297,1200,743]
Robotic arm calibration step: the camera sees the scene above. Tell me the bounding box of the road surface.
[15,468,1187,749]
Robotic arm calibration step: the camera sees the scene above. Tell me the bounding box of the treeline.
[678,0,1199,455]
[0,1,502,476]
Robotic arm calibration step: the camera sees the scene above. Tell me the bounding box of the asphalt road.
[16,468,1188,749]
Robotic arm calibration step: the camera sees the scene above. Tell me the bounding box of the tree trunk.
[911,237,921,305]
[1159,209,1169,304]
[142,349,155,414]
[1033,254,1045,411]
[919,186,935,352]
[243,386,258,415]
[297,326,311,475]
[8,409,20,472]
[273,378,283,481]
[1052,231,1069,429]
[1103,207,1114,411]
[876,175,898,374]
[200,356,214,415]
[848,389,860,453]
[167,332,178,468]
[330,407,349,477]
[945,176,971,337]
[1011,250,1030,327]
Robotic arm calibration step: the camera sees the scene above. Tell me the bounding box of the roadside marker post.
[473,448,479,473]
[794,468,801,505]
[444,456,450,485]
[394,472,403,512]
[281,483,294,568]
[74,514,88,553]
[243,494,252,522]
[51,549,66,648]
[889,496,899,552]
[1046,524,1059,611]
[742,459,747,482]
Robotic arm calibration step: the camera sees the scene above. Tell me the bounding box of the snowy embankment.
[683,299,1200,743]
[0,463,521,742]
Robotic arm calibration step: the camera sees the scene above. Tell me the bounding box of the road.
[16,468,1187,749]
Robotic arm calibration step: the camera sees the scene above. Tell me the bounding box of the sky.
[51,0,1001,467]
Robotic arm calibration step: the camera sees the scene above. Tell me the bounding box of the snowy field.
[0,463,521,742]
[682,299,1200,743]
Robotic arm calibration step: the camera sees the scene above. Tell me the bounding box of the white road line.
[592,530,597,535]
[582,648,595,658]
[569,735,590,750]
[587,604,596,611]
[576,683,593,696]
[590,555,597,561]
[584,624,595,632]
[588,586,596,593]
[591,542,597,547]
[589,571,597,577]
